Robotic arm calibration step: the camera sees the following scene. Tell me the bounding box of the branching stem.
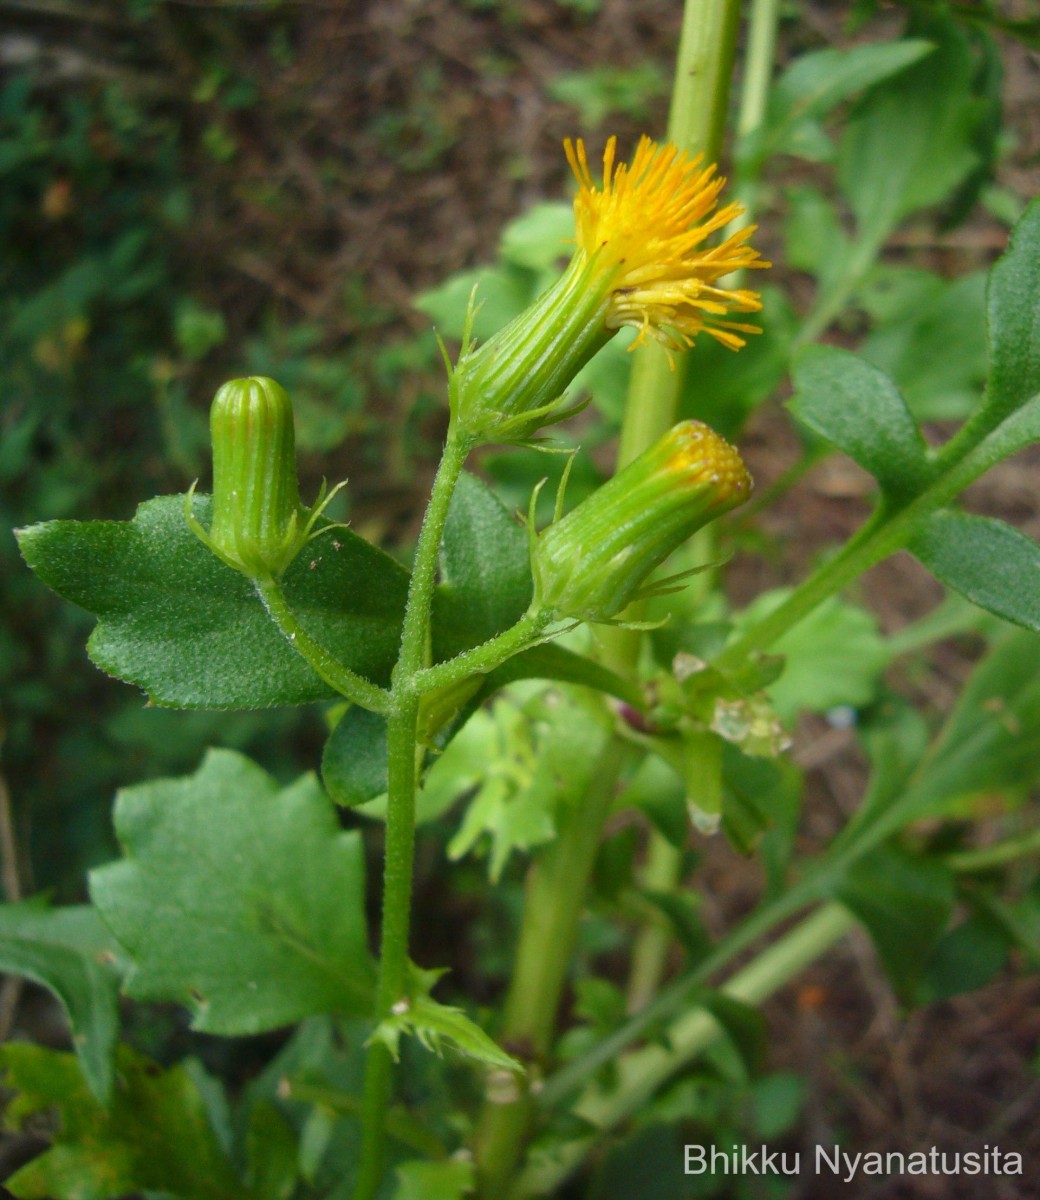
[353,430,471,1200]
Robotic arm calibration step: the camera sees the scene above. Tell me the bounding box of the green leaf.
[917,910,1010,1003]
[618,755,688,850]
[245,1102,298,1200]
[416,265,531,343]
[911,628,1040,812]
[17,495,408,708]
[860,269,988,421]
[787,346,929,497]
[985,197,1040,422]
[587,1125,694,1200]
[1,1044,250,1200]
[721,744,803,884]
[784,186,850,293]
[698,992,767,1079]
[322,705,388,808]
[837,16,982,241]
[482,641,644,710]
[434,470,532,658]
[392,1159,475,1200]
[0,901,120,1103]
[90,749,375,1034]
[373,965,522,1074]
[447,690,609,881]
[833,846,955,1000]
[547,64,667,128]
[499,201,575,273]
[910,511,1040,632]
[751,1072,806,1140]
[748,38,934,167]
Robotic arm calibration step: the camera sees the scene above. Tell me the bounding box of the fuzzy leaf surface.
[434,469,533,658]
[985,197,1040,422]
[17,494,407,708]
[910,510,1040,632]
[787,346,928,497]
[90,749,374,1033]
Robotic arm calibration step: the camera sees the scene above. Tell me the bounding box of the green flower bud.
[187,376,344,580]
[532,421,752,622]
[450,255,614,445]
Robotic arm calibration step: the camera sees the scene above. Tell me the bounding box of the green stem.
[736,0,779,141]
[946,827,1040,874]
[255,577,389,713]
[622,0,781,1013]
[625,835,684,1012]
[540,873,814,1109]
[474,738,628,1199]
[513,904,855,1197]
[473,5,743,1193]
[353,432,470,1200]
[410,609,552,696]
[714,414,1014,675]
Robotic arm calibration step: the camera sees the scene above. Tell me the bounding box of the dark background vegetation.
[1,1,1039,1196]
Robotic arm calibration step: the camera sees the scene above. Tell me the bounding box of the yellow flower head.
[564,135,769,352]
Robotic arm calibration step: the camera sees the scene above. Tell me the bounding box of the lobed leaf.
[90,749,375,1034]
[16,494,408,709]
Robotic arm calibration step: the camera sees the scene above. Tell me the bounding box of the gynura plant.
[5,3,1040,1199]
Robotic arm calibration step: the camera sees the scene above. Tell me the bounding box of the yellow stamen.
[564,135,770,353]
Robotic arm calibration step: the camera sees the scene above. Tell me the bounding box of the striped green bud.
[187,376,343,580]
[450,255,613,445]
[532,421,752,622]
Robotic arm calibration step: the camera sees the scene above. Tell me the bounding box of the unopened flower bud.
[532,421,751,622]
[187,376,344,579]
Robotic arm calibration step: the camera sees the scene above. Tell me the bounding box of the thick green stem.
[474,738,627,1199]
[622,0,781,1013]
[625,835,684,1013]
[255,577,389,713]
[512,904,855,1198]
[353,433,470,1200]
[473,3,743,1194]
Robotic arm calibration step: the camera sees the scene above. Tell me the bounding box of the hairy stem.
[255,577,389,713]
[353,432,470,1200]
[410,609,552,696]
